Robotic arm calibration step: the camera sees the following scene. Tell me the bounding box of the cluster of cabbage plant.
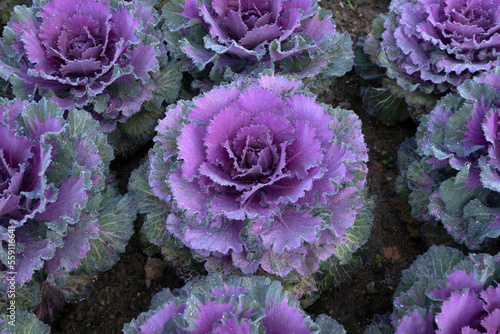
[162,0,354,90]
[359,0,500,124]
[397,69,500,249]
[0,0,375,331]
[123,273,345,334]
[129,73,372,298]
[0,0,182,154]
[0,98,136,321]
[366,245,500,333]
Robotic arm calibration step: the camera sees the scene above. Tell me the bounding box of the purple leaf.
[45,216,99,279]
[262,299,313,334]
[188,87,241,124]
[140,301,186,334]
[395,309,434,334]
[255,207,320,254]
[177,123,207,180]
[481,285,500,313]
[36,176,88,224]
[436,291,484,334]
[239,24,282,49]
[184,220,244,254]
[429,270,483,301]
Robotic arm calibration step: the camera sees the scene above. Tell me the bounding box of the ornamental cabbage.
[365,245,500,334]
[0,0,181,135]
[360,0,500,123]
[162,0,353,89]
[0,98,136,317]
[397,69,500,249]
[129,74,371,290]
[123,274,345,334]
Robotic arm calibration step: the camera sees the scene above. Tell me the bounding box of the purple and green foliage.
[397,69,500,249]
[129,74,372,299]
[0,98,136,318]
[0,0,182,152]
[123,274,345,334]
[359,0,500,124]
[366,245,500,333]
[162,0,353,89]
[0,310,50,333]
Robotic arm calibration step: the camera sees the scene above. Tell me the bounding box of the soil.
[45,0,431,333]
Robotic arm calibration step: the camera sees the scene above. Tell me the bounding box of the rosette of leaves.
[0,98,136,318]
[129,74,372,301]
[357,0,500,124]
[0,0,182,154]
[123,273,345,334]
[365,245,500,333]
[397,69,500,250]
[162,0,353,90]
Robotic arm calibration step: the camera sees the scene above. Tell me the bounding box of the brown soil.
[47,1,430,333]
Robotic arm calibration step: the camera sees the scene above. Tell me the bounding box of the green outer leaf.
[463,199,500,244]
[388,81,438,114]
[0,281,41,314]
[458,79,500,105]
[317,255,361,293]
[391,245,468,323]
[354,46,386,81]
[471,252,500,286]
[438,167,488,215]
[144,60,182,111]
[396,138,419,198]
[371,14,387,40]
[394,245,465,299]
[405,159,440,220]
[316,192,373,292]
[119,107,164,144]
[67,106,98,137]
[305,30,354,90]
[0,310,50,334]
[161,0,189,32]
[362,87,409,125]
[78,187,136,273]
[129,164,183,248]
[392,278,440,322]
[56,273,95,304]
[364,317,394,334]
[333,192,373,264]
[160,246,207,280]
[315,314,346,334]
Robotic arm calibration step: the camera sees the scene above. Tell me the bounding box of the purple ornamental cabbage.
[361,0,500,122]
[0,0,176,133]
[397,68,500,249]
[366,245,500,333]
[123,274,345,334]
[129,74,371,287]
[162,0,353,89]
[0,98,136,317]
